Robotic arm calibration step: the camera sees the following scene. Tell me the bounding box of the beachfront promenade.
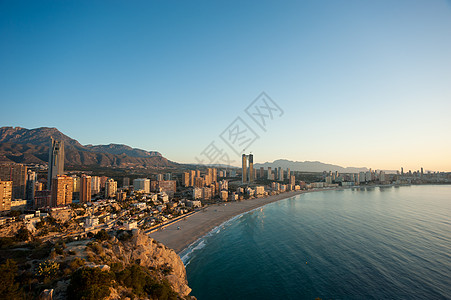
[148,190,305,254]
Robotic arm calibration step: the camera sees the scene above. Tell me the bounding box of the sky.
[1,0,451,171]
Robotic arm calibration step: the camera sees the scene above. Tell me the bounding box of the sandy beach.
[147,190,307,254]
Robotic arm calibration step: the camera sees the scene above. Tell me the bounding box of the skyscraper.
[0,163,27,200]
[105,179,117,198]
[0,181,12,212]
[242,154,247,184]
[249,154,254,183]
[80,174,92,203]
[212,168,218,183]
[123,177,130,187]
[51,175,73,207]
[91,176,100,194]
[133,178,150,193]
[189,170,196,186]
[26,171,36,207]
[48,137,64,190]
[182,172,190,187]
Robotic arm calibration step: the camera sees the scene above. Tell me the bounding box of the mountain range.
[0,126,176,168]
[1,126,383,173]
[254,159,370,173]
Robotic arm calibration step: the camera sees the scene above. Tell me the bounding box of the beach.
[148,190,306,254]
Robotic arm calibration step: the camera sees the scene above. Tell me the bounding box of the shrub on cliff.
[94,229,110,241]
[0,259,21,299]
[67,267,114,300]
[15,227,31,242]
[116,264,177,300]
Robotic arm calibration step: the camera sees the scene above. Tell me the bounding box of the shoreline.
[148,189,334,255]
[148,183,417,256]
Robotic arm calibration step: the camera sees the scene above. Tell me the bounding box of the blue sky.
[1,1,450,171]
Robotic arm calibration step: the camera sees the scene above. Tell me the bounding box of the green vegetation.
[116,264,177,300]
[15,227,31,242]
[0,229,184,300]
[66,264,178,300]
[67,267,114,300]
[35,260,60,280]
[0,259,21,299]
[94,229,110,241]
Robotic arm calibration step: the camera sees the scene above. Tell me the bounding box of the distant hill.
[254,159,369,173]
[0,126,176,168]
[85,144,161,158]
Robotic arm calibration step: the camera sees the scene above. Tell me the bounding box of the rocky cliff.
[56,229,194,299]
[107,230,192,297]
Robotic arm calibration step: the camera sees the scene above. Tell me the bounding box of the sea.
[184,185,451,300]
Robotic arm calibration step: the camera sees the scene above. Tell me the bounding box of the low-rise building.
[84,216,99,228]
[220,190,228,201]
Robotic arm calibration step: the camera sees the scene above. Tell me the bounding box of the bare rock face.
[109,230,192,297]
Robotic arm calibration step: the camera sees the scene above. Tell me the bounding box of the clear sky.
[1,0,450,171]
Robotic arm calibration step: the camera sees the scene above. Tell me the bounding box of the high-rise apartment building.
[219,179,228,191]
[0,163,27,200]
[26,171,36,207]
[80,174,92,203]
[203,174,212,186]
[48,138,64,190]
[91,176,100,194]
[194,177,204,188]
[182,172,190,187]
[267,167,272,180]
[248,154,254,183]
[278,167,284,181]
[242,154,247,184]
[212,168,217,183]
[105,179,117,198]
[100,176,108,189]
[156,180,176,197]
[72,176,80,193]
[123,177,130,187]
[51,175,73,207]
[189,170,196,186]
[0,181,12,212]
[133,178,150,193]
[34,190,51,209]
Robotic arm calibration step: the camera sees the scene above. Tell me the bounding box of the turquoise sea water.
[185,185,451,299]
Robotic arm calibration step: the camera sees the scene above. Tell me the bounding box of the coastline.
[147,189,330,255]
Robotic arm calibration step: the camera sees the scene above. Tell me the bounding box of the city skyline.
[1,1,451,171]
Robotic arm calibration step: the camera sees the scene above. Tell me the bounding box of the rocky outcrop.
[109,230,192,297]
[60,229,193,299]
